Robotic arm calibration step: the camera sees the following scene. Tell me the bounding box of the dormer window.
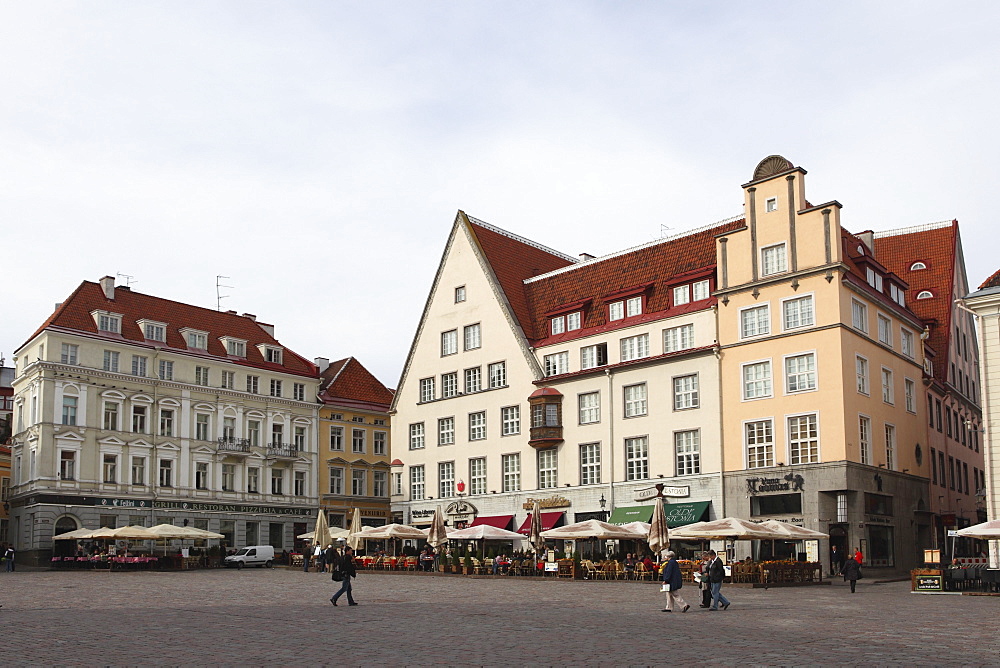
[221,337,247,357]
[917,291,934,300]
[136,319,168,342]
[761,243,787,276]
[866,267,883,292]
[888,284,906,307]
[181,328,209,349]
[550,316,565,335]
[92,310,122,334]
[567,312,581,331]
[692,280,710,301]
[765,197,778,213]
[673,285,690,306]
[626,296,642,317]
[261,346,283,364]
[609,301,624,321]
[910,262,927,271]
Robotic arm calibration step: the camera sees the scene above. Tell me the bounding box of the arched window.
[53,516,81,557]
[917,290,934,299]
[910,262,927,271]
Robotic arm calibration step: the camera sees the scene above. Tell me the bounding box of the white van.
[224,545,275,569]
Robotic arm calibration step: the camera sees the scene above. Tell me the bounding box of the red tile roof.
[25,280,318,378]
[979,267,1000,290]
[319,357,394,410]
[874,221,958,384]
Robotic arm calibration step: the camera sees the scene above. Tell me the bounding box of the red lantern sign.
[457,480,466,493]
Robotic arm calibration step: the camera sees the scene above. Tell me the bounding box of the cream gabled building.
[10,276,320,564]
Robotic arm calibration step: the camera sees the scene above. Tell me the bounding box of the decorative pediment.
[159,397,181,407]
[246,409,266,419]
[54,430,85,443]
[97,435,127,446]
[327,456,350,465]
[128,439,153,449]
[221,405,239,417]
[193,402,216,412]
[192,445,215,455]
[157,441,181,451]
[101,389,127,400]
[60,382,83,395]
[131,393,153,404]
[292,416,311,424]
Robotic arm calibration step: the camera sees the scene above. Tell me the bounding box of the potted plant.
[463,554,473,575]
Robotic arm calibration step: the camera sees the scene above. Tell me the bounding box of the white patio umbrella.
[427,506,449,549]
[146,524,224,539]
[311,509,330,548]
[540,519,639,541]
[352,523,428,557]
[620,521,652,538]
[296,527,351,540]
[669,517,783,541]
[756,520,829,539]
[528,500,544,553]
[84,526,160,540]
[348,507,363,550]
[647,500,670,556]
[446,525,525,541]
[955,519,1000,539]
[53,527,97,540]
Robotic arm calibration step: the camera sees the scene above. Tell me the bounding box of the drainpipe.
[605,367,615,516]
[714,342,726,519]
[150,346,161,528]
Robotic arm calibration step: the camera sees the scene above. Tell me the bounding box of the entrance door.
[53,516,80,557]
[829,524,848,570]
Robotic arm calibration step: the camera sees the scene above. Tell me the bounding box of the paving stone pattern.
[1,569,997,666]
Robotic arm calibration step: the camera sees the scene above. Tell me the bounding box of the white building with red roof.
[9,276,320,563]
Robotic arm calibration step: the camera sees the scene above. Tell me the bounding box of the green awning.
[608,505,655,525]
[664,501,711,528]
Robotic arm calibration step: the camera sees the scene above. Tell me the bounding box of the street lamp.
[598,494,606,509]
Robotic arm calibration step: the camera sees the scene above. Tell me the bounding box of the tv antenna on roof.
[216,275,233,311]
[659,224,673,239]
[116,273,137,287]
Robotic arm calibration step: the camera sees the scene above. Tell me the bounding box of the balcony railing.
[267,442,299,458]
[217,437,252,453]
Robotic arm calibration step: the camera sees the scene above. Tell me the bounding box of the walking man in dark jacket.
[841,554,861,593]
[330,545,358,606]
[707,550,731,611]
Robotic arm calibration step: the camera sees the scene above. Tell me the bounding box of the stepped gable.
[874,221,958,384]
[465,217,576,339]
[319,357,394,409]
[29,280,317,377]
[522,218,745,343]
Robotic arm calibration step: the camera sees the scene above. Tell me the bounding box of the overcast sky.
[3,2,999,388]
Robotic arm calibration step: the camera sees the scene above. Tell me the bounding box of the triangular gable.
[97,435,127,446]
[192,445,215,455]
[128,438,154,448]
[156,441,180,451]
[54,430,85,442]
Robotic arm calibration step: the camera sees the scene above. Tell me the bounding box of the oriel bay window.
[528,388,563,447]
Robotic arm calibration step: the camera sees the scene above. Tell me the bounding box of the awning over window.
[607,505,655,526]
[664,501,711,528]
[516,512,565,535]
[470,515,515,531]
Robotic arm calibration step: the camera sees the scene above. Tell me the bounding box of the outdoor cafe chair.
[634,562,653,581]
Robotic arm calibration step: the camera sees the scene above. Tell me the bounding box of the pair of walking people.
[660,550,731,612]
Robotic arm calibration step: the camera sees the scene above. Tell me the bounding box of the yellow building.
[316,357,393,541]
[715,156,930,570]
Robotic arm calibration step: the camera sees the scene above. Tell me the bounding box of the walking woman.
[841,553,861,593]
[660,551,690,613]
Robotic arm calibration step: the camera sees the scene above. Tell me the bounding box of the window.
[220,463,235,492]
[159,459,173,487]
[620,334,650,362]
[195,366,209,386]
[292,470,305,496]
[502,453,521,492]
[625,436,649,481]
[438,462,455,498]
[531,402,561,428]
[410,466,425,500]
[543,352,569,377]
[673,285,690,306]
[626,296,643,317]
[901,329,914,358]
[373,470,387,497]
[464,324,481,350]
[195,414,210,441]
[885,424,896,470]
[293,383,305,401]
[761,243,787,275]
[746,419,774,469]
[247,466,259,493]
[881,367,894,404]
[489,361,507,388]
[455,286,466,303]
[664,324,694,353]
[469,458,487,495]
[438,417,455,446]
[158,360,173,381]
[103,401,119,431]
[537,449,557,489]
[131,456,146,486]
[501,405,520,435]
[692,280,710,301]
[785,353,817,393]
[392,472,402,496]
[783,296,814,330]
[765,197,778,212]
[60,343,78,365]
[917,290,933,299]
[61,396,77,426]
[741,305,770,338]
[579,392,600,424]
[144,323,165,341]
[851,299,868,333]
[246,375,260,394]
[226,339,246,357]
[442,372,458,398]
[132,406,147,433]
[464,367,482,392]
[271,423,284,447]
[581,343,608,369]
[195,462,209,489]
[877,314,892,347]
[103,454,117,483]
[911,261,927,271]
[184,331,207,349]
[469,411,486,440]
[904,378,916,413]
[409,423,425,450]
[373,431,387,456]
[329,467,344,495]
[673,374,699,410]
[103,350,119,372]
[352,469,366,496]
[743,361,772,400]
[580,443,601,485]
[551,316,565,335]
[675,430,700,476]
[419,378,436,402]
[98,313,121,333]
[859,415,872,465]
[291,425,305,450]
[856,356,870,395]
[609,301,624,321]
[264,347,283,364]
[269,379,282,397]
[159,409,174,437]
[271,468,284,495]
[788,414,819,464]
[567,312,581,331]
[441,330,458,356]
[624,383,647,417]
[60,451,76,480]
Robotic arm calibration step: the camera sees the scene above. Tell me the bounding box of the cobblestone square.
[2,568,997,666]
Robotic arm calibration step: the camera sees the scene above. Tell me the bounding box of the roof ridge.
[872,220,955,239]
[466,215,578,263]
[524,212,745,284]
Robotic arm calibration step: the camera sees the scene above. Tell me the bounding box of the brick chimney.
[99,275,115,300]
